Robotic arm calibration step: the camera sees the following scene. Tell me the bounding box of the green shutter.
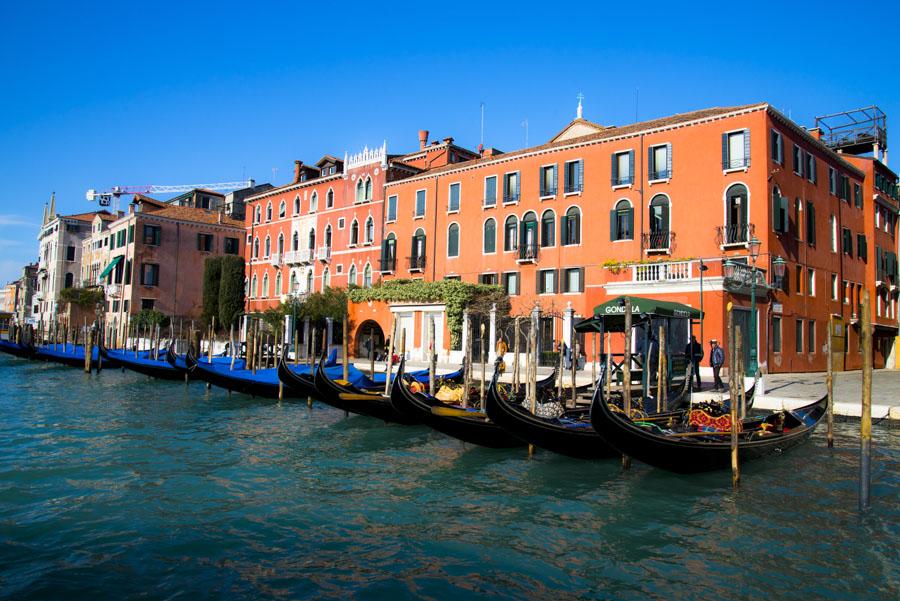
[721,133,728,168]
[611,154,618,184]
[626,208,634,239]
[609,210,617,241]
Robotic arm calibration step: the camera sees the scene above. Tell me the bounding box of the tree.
[132,309,170,328]
[218,255,245,330]
[202,257,223,328]
[59,286,104,309]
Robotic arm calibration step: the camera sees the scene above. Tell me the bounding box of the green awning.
[575,295,702,333]
[98,255,123,280]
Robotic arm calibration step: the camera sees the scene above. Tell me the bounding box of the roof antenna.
[480,102,485,147]
[576,92,584,119]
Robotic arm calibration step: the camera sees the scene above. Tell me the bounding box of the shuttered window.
[564,160,583,193]
[649,144,672,180]
[806,201,816,246]
[722,130,750,169]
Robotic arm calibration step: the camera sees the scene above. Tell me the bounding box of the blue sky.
[1,0,897,283]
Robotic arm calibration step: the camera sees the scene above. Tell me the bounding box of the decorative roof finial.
[576,92,584,119]
[48,191,56,220]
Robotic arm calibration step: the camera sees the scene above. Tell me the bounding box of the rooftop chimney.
[294,160,302,183]
[477,143,484,156]
[442,136,454,145]
[418,130,429,150]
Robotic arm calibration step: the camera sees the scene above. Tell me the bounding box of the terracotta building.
[345,101,897,373]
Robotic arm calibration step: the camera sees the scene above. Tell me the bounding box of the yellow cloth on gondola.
[435,385,464,403]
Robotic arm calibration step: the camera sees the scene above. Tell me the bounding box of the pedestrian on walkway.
[686,335,704,390]
[710,339,725,391]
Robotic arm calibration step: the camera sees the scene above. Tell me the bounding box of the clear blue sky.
[1,0,897,283]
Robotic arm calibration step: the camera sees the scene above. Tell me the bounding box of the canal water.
[0,355,897,600]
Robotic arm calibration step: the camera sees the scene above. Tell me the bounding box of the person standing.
[686,335,704,390]
[710,339,725,391]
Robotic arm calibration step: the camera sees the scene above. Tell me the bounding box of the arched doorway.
[356,319,385,359]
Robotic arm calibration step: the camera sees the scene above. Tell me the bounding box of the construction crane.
[86,180,254,210]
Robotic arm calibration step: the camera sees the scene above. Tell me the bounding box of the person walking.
[710,339,725,391]
[686,335,704,390]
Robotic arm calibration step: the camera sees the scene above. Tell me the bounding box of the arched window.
[381,232,397,271]
[253,237,260,258]
[293,195,300,215]
[292,231,299,251]
[275,272,282,295]
[310,191,318,213]
[244,277,249,297]
[363,263,372,288]
[289,271,297,293]
[326,188,334,208]
[447,223,460,257]
[254,205,261,224]
[364,177,372,201]
[610,201,632,241]
[64,272,74,288]
[251,274,258,298]
[308,228,316,250]
[356,179,365,202]
[648,195,670,249]
[325,224,332,248]
[306,270,313,293]
[411,228,426,269]
[725,184,749,244]
[520,211,538,254]
[504,215,518,252]
[349,264,357,286]
[279,200,286,218]
[277,233,284,255]
[561,206,581,245]
[266,202,272,222]
[364,216,374,244]
[541,210,555,247]
[322,268,330,290]
[262,273,269,297]
[350,219,359,245]
[483,218,496,253]
[264,235,271,257]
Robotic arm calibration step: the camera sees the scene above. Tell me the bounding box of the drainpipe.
[431,177,439,282]
[638,132,645,259]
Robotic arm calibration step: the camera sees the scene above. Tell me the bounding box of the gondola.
[30,342,121,369]
[588,378,827,473]
[0,338,34,359]
[99,339,186,380]
[390,358,524,448]
[312,354,419,424]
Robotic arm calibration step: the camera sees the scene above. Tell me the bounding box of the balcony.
[407,255,426,272]
[269,253,281,266]
[633,261,692,283]
[318,246,332,262]
[105,284,122,298]
[284,248,315,265]
[716,222,755,249]
[380,257,396,273]
[516,242,538,264]
[642,230,673,253]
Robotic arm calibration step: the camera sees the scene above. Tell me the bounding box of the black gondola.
[312,354,419,424]
[0,338,34,359]
[588,378,827,473]
[30,342,121,369]
[99,339,182,380]
[185,346,286,398]
[390,358,524,448]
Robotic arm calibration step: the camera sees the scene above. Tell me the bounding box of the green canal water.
[0,355,897,600]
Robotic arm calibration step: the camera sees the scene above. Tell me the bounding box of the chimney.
[418,130,429,150]
[477,143,484,156]
[248,178,255,188]
[294,160,302,183]
[808,127,822,141]
[442,136,454,145]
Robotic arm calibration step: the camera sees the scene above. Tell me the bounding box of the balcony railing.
[649,169,671,181]
[642,230,672,252]
[317,246,332,262]
[502,192,520,204]
[105,284,122,298]
[716,222,755,247]
[269,253,281,266]
[407,255,426,272]
[284,248,315,265]
[540,186,557,197]
[563,183,582,194]
[723,156,750,170]
[611,174,634,186]
[633,261,693,283]
[380,257,396,273]
[516,242,538,263]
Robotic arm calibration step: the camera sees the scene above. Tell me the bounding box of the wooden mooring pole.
[342,316,349,383]
[826,319,834,448]
[860,289,872,511]
[622,298,632,470]
[384,316,396,396]
[730,314,740,490]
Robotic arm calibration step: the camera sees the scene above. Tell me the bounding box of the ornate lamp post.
[747,236,761,376]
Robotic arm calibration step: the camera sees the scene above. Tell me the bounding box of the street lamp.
[747,236,761,377]
[772,256,787,288]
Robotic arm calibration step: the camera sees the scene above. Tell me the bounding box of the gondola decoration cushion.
[688,409,742,433]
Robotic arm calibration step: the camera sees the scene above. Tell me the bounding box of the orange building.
[347,101,897,373]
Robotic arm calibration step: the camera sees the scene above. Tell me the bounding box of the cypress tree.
[218,255,246,329]
[201,257,223,329]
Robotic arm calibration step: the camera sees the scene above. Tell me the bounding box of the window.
[141,263,160,286]
[322,268,330,290]
[842,228,853,256]
[64,272,74,288]
[484,176,497,207]
[503,272,519,295]
[266,202,272,221]
[563,267,584,293]
[610,200,633,241]
[504,215,517,252]
[326,188,334,209]
[808,321,816,353]
[291,232,299,252]
[415,190,426,217]
[128,224,134,243]
[197,233,213,252]
[831,274,838,301]
[275,272,282,296]
[364,217,374,244]
[503,172,520,203]
[830,215,837,252]
[772,187,789,234]
[66,245,76,261]
[479,273,498,285]
[250,275,257,298]
[724,184,749,244]
[355,179,364,203]
[564,160,583,193]
[772,316,782,353]
[364,177,372,201]
[612,150,634,185]
[828,167,837,195]
[540,210,555,247]
[540,165,557,197]
[771,130,783,164]
[350,219,359,246]
[447,223,460,257]
[348,264,357,286]
[253,237,259,258]
[254,205,261,224]
[648,144,671,180]
[561,206,581,245]
[143,225,161,246]
[805,201,816,246]
[807,268,815,297]
[117,230,126,247]
[387,195,397,221]
[289,271,297,293]
[363,263,372,288]
[324,225,332,248]
[124,259,131,285]
[795,265,803,294]
[262,273,269,297]
[308,228,316,251]
[293,195,300,215]
[380,233,396,272]
[141,298,155,311]
[648,195,670,248]
[839,175,850,202]
[854,183,862,209]
[722,129,750,169]
[279,200,286,218]
[264,236,271,257]
[448,183,460,212]
[538,269,557,293]
[277,233,284,255]
[795,319,804,353]
[807,153,816,183]
[857,234,868,261]
[306,271,313,293]
[792,145,804,176]
[483,219,496,254]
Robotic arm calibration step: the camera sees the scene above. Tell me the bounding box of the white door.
[421,312,444,362]
[396,312,414,359]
